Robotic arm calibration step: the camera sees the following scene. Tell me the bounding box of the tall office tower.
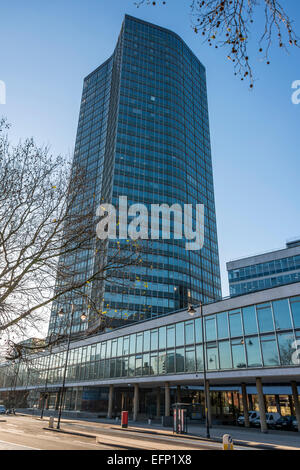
[227,239,300,296]
[48,15,221,336]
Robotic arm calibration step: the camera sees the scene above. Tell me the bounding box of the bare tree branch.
[135,0,299,86]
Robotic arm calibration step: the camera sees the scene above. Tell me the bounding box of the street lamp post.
[56,304,75,430]
[188,301,210,439]
[40,312,61,419]
[56,303,87,429]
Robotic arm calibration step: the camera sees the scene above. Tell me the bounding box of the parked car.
[237,410,260,426]
[275,415,296,431]
[292,416,299,432]
[252,412,281,428]
[0,405,6,414]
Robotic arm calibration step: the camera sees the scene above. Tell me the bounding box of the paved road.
[0,415,114,450]
[0,415,258,450]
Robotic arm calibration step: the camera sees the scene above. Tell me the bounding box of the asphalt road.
[0,415,113,450]
[0,414,254,450]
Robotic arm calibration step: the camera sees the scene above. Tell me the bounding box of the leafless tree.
[0,118,141,353]
[135,0,299,86]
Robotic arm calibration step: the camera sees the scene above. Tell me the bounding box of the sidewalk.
[20,410,299,450]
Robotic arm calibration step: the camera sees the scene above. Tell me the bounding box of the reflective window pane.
[229,310,243,337]
[261,335,279,366]
[151,330,158,350]
[205,317,216,341]
[245,336,262,367]
[217,312,229,339]
[159,327,166,350]
[242,306,258,335]
[272,300,292,330]
[195,318,203,343]
[143,331,150,352]
[176,348,185,373]
[219,341,232,369]
[196,345,203,371]
[207,344,219,370]
[176,322,184,346]
[167,326,175,348]
[257,304,274,333]
[277,333,295,365]
[185,321,195,345]
[231,339,246,368]
[290,297,300,328]
[185,348,196,372]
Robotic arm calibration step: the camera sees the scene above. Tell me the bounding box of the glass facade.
[48,15,221,336]
[2,294,299,390]
[228,253,300,296]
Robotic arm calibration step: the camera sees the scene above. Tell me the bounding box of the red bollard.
[121,411,128,428]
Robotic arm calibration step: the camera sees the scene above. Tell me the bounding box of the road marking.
[0,439,41,450]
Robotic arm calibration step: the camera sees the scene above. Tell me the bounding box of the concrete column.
[275,395,281,414]
[205,380,212,427]
[256,378,268,433]
[291,382,300,432]
[74,388,79,411]
[241,383,250,428]
[55,389,61,411]
[156,387,161,417]
[107,385,114,419]
[133,384,139,421]
[177,385,181,403]
[165,382,170,417]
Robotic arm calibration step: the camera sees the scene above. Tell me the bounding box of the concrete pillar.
[205,380,212,427]
[291,382,300,432]
[55,389,61,411]
[177,385,181,403]
[133,384,139,422]
[165,382,170,417]
[107,385,114,419]
[275,395,281,414]
[156,387,161,417]
[74,388,79,411]
[241,383,250,427]
[256,378,268,433]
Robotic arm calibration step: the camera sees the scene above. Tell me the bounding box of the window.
[167,326,175,348]
[260,335,279,366]
[207,343,219,370]
[242,306,258,335]
[272,299,292,330]
[231,339,246,368]
[229,310,243,337]
[176,348,185,372]
[176,322,185,346]
[205,316,216,341]
[219,341,232,369]
[185,347,196,372]
[257,304,274,333]
[196,345,203,371]
[277,333,295,365]
[217,312,229,339]
[185,321,195,344]
[245,336,262,367]
[151,329,158,350]
[195,318,203,343]
[159,327,166,350]
[290,297,300,328]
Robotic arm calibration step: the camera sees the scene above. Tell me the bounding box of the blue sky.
[1,0,299,295]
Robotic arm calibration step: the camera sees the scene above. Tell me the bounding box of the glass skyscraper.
[48,15,221,336]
